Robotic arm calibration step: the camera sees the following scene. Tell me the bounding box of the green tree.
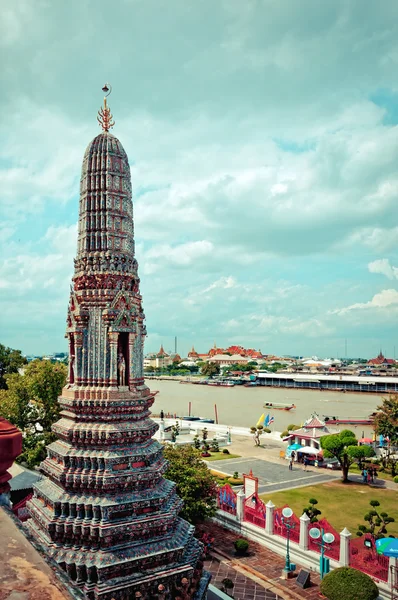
[163,445,217,524]
[24,359,67,431]
[0,343,27,389]
[201,362,220,377]
[0,373,35,431]
[373,395,398,444]
[303,498,321,522]
[320,430,375,483]
[357,500,395,539]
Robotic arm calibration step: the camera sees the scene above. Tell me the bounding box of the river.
[148,380,383,436]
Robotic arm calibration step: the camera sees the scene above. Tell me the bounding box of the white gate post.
[388,556,397,591]
[339,527,352,566]
[299,513,310,551]
[236,489,246,523]
[265,501,275,535]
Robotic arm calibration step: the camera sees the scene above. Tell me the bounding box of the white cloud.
[368,258,398,280]
[200,276,237,295]
[332,289,398,315]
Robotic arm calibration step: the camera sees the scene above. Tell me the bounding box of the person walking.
[303,456,309,471]
[289,457,293,470]
[362,468,368,484]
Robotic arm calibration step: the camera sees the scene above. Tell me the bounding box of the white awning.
[297,446,321,455]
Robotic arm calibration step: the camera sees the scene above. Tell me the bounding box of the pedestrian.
[367,469,371,484]
[289,458,293,470]
[303,456,309,471]
[291,450,296,463]
[362,468,368,484]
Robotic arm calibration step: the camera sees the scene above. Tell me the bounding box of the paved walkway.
[207,457,334,493]
[199,522,322,600]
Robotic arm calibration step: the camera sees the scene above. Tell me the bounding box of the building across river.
[256,371,398,393]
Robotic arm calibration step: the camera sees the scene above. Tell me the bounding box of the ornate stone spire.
[27,87,210,600]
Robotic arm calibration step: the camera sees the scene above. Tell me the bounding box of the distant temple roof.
[368,352,395,366]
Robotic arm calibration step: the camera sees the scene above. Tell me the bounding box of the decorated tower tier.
[27,87,210,600]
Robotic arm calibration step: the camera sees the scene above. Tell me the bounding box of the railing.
[217,483,237,515]
[274,506,300,543]
[244,493,266,528]
[350,534,389,582]
[308,518,340,561]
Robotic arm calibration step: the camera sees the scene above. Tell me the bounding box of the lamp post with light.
[281,507,295,574]
[309,527,335,579]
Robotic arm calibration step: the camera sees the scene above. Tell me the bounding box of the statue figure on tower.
[117,350,126,386]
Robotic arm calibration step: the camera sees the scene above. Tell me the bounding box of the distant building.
[368,352,396,367]
[187,346,200,360]
[206,353,249,367]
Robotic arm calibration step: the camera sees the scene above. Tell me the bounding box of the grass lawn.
[260,481,398,537]
[204,452,241,461]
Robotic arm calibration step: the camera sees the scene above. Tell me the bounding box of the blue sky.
[1,1,398,359]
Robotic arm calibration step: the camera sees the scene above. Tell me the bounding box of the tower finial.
[97,83,115,132]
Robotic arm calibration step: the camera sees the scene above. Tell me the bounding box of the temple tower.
[28,86,209,600]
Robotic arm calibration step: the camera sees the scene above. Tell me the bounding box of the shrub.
[394,476,398,484]
[233,471,239,479]
[320,567,379,600]
[221,578,234,593]
[280,430,289,438]
[210,437,219,452]
[287,424,299,431]
[222,448,230,454]
[228,477,244,486]
[234,538,249,555]
[263,427,271,433]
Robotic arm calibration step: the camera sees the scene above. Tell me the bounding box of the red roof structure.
[368,352,395,366]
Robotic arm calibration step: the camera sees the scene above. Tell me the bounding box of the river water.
[148,380,382,436]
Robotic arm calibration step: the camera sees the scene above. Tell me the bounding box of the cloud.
[2,2,398,356]
[368,258,398,280]
[332,289,398,315]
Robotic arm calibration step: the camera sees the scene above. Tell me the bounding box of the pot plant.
[234,538,249,556]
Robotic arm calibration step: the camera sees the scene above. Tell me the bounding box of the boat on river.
[181,416,215,424]
[323,414,375,425]
[263,401,296,411]
[207,380,235,387]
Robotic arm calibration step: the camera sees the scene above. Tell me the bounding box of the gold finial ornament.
[97,83,115,132]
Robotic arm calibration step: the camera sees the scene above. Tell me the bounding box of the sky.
[1,1,398,359]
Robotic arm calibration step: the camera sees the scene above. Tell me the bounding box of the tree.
[303,498,321,523]
[24,359,67,431]
[0,343,27,389]
[201,362,220,377]
[320,430,375,483]
[373,395,398,445]
[163,445,218,524]
[320,567,378,600]
[0,359,67,468]
[357,500,395,539]
[0,373,35,431]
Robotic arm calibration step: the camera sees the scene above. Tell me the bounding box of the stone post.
[388,556,397,591]
[299,513,310,551]
[339,527,352,566]
[236,489,246,523]
[265,501,275,535]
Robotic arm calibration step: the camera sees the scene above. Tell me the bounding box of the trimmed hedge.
[320,567,379,600]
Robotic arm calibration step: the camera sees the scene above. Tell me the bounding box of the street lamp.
[281,507,295,573]
[309,527,335,579]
